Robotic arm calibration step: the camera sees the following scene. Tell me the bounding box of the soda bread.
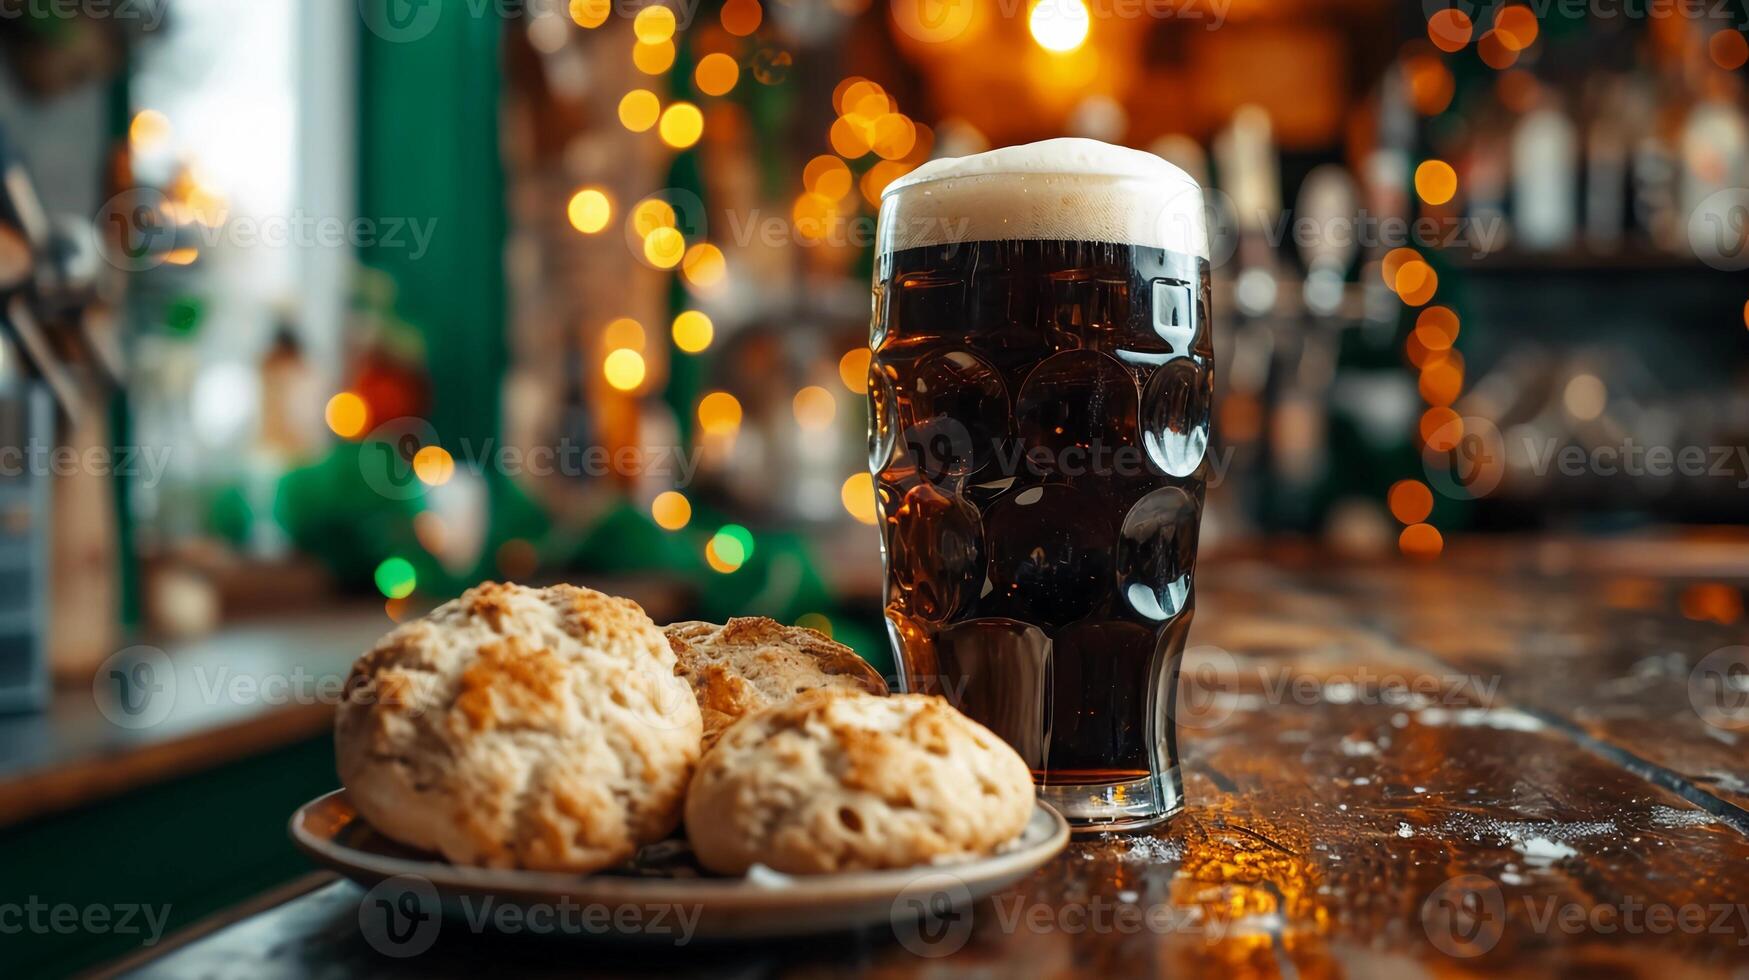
[663,617,888,748]
[684,689,1035,875]
[335,583,701,872]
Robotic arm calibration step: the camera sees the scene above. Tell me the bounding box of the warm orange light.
[1742,299,1749,331]
[1399,523,1444,560]
[651,490,692,531]
[1415,160,1458,206]
[1395,260,1439,306]
[793,386,837,431]
[829,116,872,158]
[672,311,714,353]
[631,198,676,237]
[695,53,740,96]
[1477,30,1518,69]
[633,4,676,43]
[1028,0,1090,53]
[871,114,919,160]
[804,155,852,201]
[130,109,172,151]
[698,391,743,434]
[1419,359,1464,406]
[326,393,369,439]
[659,102,704,149]
[838,80,887,117]
[644,227,686,268]
[720,0,761,36]
[841,473,878,525]
[1711,29,1749,71]
[618,90,661,132]
[567,187,612,234]
[705,536,743,573]
[569,0,610,28]
[1388,479,1435,525]
[1405,55,1455,116]
[1417,306,1460,348]
[860,161,910,207]
[1681,583,1744,624]
[603,349,647,391]
[633,39,676,75]
[681,243,726,288]
[413,446,455,487]
[602,317,645,351]
[1427,8,1473,52]
[1420,407,1462,452]
[792,192,838,241]
[838,348,871,393]
[1493,6,1538,51]
[1381,247,1421,287]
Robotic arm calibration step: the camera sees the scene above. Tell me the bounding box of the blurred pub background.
[0,0,1746,972]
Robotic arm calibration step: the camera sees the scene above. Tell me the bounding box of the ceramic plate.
[290,790,1068,942]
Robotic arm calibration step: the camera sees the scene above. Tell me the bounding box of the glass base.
[1037,767,1183,833]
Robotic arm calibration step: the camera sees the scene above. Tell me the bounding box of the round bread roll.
[336,582,702,872]
[685,689,1035,875]
[664,617,889,748]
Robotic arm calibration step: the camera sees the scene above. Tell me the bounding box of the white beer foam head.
[878,138,1209,259]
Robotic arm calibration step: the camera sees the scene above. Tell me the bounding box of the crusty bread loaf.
[663,617,888,748]
[685,689,1035,875]
[335,582,701,872]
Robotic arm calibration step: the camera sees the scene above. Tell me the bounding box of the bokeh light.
[633,39,676,74]
[804,155,853,201]
[1427,8,1473,52]
[659,102,704,149]
[631,197,677,237]
[838,348,871,393]
[325,392,368,439]
[569,0,610,28]
[672,311,714,353]
[413,446,455,487]
[720,0,761,36]
[618,90,660,132]
[698,391,743,434]
[840,473,877,525]
[1711,29,1749,71]
[695,53,740,96]
[1493,5,1538,51]
[1395,260,1439,306]
[567,187,612,234]
[644,226,686,268]
[793,386,837,430]
[602,317,645,351]
[129,109,172,151]
[681,243,726,288]
[1415,160,1458,206]
[374,557,417,600]
[1420,407,1463,452]
[651,490,692,531]
[1388,480,1435,524]
[603,348,647,391]
[1399,523,1444,560]
[1028,0,1091,53]
[633,4,676,43]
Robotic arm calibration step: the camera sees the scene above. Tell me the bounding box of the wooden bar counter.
[97,538,1749,978]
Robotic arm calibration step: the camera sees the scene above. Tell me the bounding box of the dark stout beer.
[871,142,1212,828]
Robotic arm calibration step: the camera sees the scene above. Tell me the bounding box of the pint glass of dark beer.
[869,139,1212,830]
